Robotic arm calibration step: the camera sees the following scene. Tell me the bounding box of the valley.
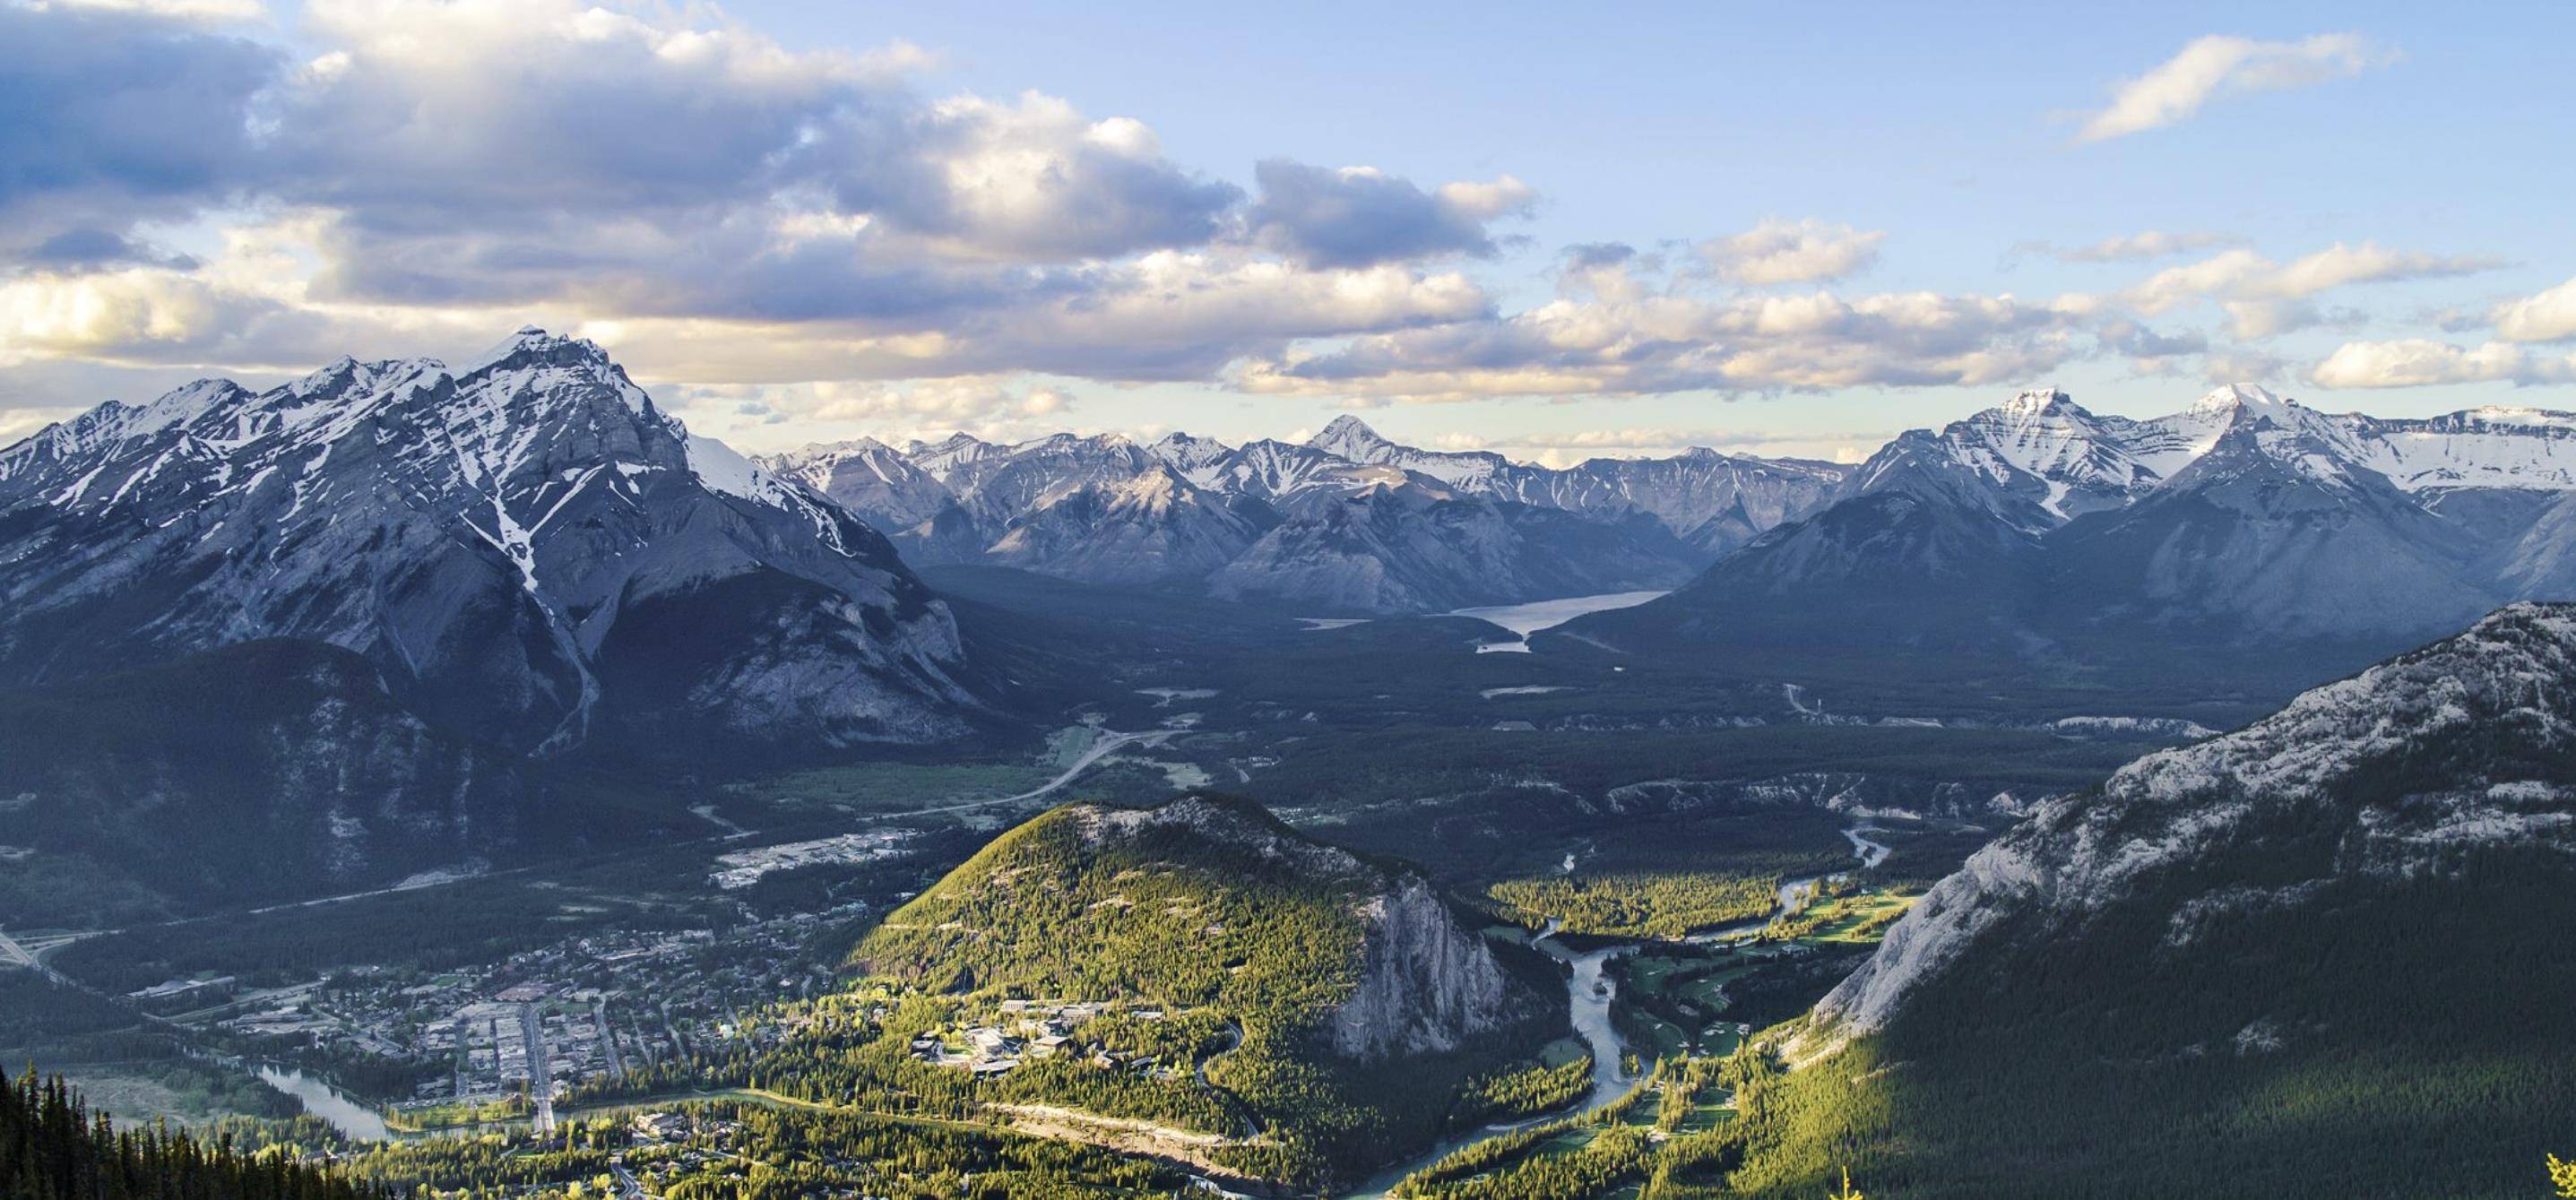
[4,344,2574,1199]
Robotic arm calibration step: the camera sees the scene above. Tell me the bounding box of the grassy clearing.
[729,761,1051,814]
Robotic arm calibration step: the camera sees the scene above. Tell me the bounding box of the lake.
[1442,591,1668,650]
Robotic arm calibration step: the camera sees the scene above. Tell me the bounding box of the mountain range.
[1560,384,2576,695]
[759,415,1850,613]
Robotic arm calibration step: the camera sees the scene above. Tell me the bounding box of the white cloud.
[2309,339,2575,388]
[1239,253,2091,402]
[2034,230,2243,263]
[2121,242,2500,336]
[1699,219,1885,285]
[2492,275,2576,343]
[2076,33,2397,143]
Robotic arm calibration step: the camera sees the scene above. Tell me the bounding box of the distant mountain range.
[16,332,2576,752]
[1560,384,2576,694]
[759,415,1851,613]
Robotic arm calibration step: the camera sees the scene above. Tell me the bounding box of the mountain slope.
[1716,605,2576,1199]
[1205,484,1699,614]
[846,793,1562,1186]
[982,467,1278,585]
[0,640,687,920]
[0,329,984,755]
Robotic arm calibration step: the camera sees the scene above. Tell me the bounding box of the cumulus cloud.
[2491,275,2576,343]
[1239,248,2089,402]
[0,0,1514,393]
[0,4,279,258]
[2075,33,2397,143]
[1699,219,1885,285]
[1245,160,1534,268]
[2309,339,2575,388]
[2114,242,2500,337]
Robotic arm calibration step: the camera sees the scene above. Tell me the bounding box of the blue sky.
[4,0,2573,462]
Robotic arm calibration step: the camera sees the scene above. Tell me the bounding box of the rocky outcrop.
[1325,876,1534,1061]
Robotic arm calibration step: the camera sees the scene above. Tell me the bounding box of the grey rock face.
[0,328,981,755]
[1326,876,1530,1061]
[1205,483,1699,614]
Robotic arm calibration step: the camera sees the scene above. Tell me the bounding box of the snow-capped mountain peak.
[1306,414,1396,460]
[0,330,981,755]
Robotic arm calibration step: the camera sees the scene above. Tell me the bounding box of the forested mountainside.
[1,1072,380,1200]
[1710,603,2576,1199]
[839,793,1565,1187]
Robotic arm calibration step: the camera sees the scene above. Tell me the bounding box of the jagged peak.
[1998,386,2076,417]
[2192,383,2294,414]
[1308,414,1393,454]
[452,324,614,379]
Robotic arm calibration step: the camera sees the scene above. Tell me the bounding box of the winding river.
[1338,921,1635,1198]
[1340,822,1892,1196]
[258,1066,393,1141]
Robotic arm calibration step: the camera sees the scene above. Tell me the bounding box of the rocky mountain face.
[758,415,1846,612]
[0,329,987,757]
[1566,384,2576,691]
[1205,482,1699,613]
[1739,604,2576,1197]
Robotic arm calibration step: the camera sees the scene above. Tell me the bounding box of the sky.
[4,0,2574,466]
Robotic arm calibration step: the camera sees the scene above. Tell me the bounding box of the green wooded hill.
[0,1071,377,1200]
[1713,604,2576,1200]
[842,793,1566,1188]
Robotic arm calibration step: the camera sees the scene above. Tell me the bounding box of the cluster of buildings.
[707,829,914,891]
[182,903,869,1107]
[909,998,1175,1079]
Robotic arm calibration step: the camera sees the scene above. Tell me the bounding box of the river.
[257,1066,393,1141]
[1337,921,1634,1198]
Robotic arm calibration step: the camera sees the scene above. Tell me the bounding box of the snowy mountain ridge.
[0,328,983,755]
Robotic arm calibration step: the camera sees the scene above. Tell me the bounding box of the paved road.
[594,1000,626,1077]
[519,1003,558,1135]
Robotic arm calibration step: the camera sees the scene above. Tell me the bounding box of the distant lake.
[1442,591,1667,648]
